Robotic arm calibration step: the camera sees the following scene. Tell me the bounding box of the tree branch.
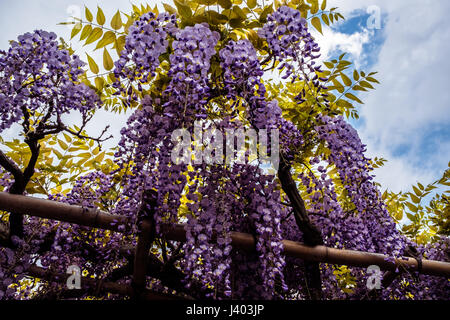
[0,150,23,182]
[278,156,324,300]
[8,136,41,239]
[278,157,323,246]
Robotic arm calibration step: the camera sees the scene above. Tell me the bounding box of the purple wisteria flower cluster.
[258,6,327,104]
[164,23,220,120]
[219,39,263,97]
[114,12,177,88]
[258,6,321,79]
[315,115,407,256]
[183,164,287,299]
[218,39,303,160]
[0,30,101,133]
[0,5,448,301]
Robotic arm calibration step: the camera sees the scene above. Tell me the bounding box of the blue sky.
[316,0,450,192]
[0,0,449,193]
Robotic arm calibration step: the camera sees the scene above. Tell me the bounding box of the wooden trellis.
[0,191,449,300]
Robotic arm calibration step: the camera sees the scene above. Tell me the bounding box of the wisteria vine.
[0,6,448,301]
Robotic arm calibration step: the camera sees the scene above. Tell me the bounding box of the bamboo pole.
[0,192,129,232]
[1,192,450,278]
[161,224,450,277]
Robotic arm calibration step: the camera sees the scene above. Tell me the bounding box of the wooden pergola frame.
[0,191,449,300]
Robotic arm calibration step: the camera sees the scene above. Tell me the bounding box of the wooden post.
[132,218,154,299]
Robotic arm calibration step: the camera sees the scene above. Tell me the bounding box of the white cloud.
[325,0,450,192]
[314,27,372,68]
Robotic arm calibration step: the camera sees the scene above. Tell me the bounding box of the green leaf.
[394,209,403,221]
[63,133,72,143]
[233,6,247,19]
[114,36,126,56]
[196,0,218,4]
[353,70,360,81]
[336,99,353,110]
[324,61,334,69]
[78,152,92,159]
[95,77,105,91]
[203,11,229,24]
[329,13,334,23]
[103,48,114,71]
[321,0,327,11]
[111,10,123,30]
[95,31,116,50]
[80,25,92,41]
[71,23,82,40]
[340,73,352,86]
[360,80,374,89]
[321,13,329,26]
[353,85,367,92]
[331,78,344,93]
[248,0,257,9]
[310,0,319,14]
[53,149,63,159]
[405,202,418,213]
[85,6,93,22]
[85,28,103,45]
[410,193,421,204]
[405,211,415,222]
[86,53,99,74]
[94,152,105,163]
[92,146,100,155]
[97,7,106,25]
[366,76,380,84]
[163,3,177,15]
[311,17,322,34]
[174,0,193,19]
[413,185,423,197]
[259,5,273,23]
[345,92,363,104]
[58,139,68,150]
[229,18,244,28]
[218,0,232,9]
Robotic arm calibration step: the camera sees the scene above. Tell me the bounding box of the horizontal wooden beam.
[0,192,129,232]
[160,224,450,278]
[1,192,450,278]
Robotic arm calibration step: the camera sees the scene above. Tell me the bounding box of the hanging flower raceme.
[0,30,101,133]
[163,23,220,120]
[258,6,322,79]
[219,39,304,160]
[219,39,263,97]
[182,163,287,299]
[258,6,327,103]
[113,12,177,88]
[315,115,408,257]
[114,24,220,233]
